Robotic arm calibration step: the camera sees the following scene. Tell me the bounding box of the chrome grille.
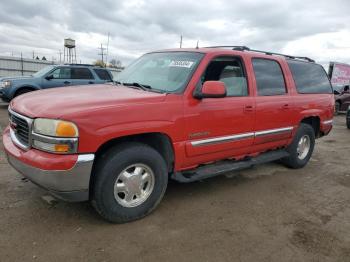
[9,109,32,149]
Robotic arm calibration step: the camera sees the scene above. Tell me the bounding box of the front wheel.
[91,143,168,223]
[281,123,315,169]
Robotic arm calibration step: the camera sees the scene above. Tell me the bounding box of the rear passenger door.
[252,58,293,145]
[71,68,95,86]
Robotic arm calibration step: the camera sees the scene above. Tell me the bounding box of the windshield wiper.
[115,81,164,93]
[122,82,152,91]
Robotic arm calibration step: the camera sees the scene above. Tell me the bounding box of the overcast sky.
[0,0,349,67]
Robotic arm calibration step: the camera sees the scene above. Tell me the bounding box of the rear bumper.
[3,127,94,202]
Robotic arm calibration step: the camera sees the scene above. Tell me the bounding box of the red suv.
[3,46,334,223]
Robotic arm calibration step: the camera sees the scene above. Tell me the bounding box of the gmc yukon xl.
[3,46,334,223]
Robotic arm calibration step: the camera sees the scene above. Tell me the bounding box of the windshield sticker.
[169,60,194,68]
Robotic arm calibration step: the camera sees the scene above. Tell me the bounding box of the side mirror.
[45,74,54,81]
[194,81,227,99]
[334,90,340,95]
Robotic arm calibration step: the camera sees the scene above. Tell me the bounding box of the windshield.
[115,52,204,93]
[32,65,55,77]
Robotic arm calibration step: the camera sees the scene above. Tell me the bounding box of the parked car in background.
[3,46,334,223]
[0,64,113,102]
[334,85,350,114]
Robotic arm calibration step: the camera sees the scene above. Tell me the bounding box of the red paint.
[5,48,334,172]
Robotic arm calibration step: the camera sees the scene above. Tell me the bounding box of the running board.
[171,150,289,183]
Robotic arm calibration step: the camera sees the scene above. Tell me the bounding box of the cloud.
[0,0,349,66]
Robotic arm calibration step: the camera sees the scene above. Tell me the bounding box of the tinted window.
[71,68,93,79]
[202,57,248,96]
[51,68,71,79]
[252,59,286,96]
[287,60,332,94]
[94,69,112,81]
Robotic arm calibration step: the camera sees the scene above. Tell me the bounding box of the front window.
[32,65,55,77]
[115,52,204,93]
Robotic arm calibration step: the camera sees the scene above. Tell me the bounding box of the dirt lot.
[0,102,349,262]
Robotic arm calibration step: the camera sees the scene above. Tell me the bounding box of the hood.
[0,76,33,82]
[10,84,167,119]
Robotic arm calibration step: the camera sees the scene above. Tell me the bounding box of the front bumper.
[3,127,94,202]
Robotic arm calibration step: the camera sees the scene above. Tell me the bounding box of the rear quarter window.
[287,60,332,94]
[94,69,112,81]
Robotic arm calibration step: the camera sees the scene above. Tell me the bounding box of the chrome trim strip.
[255,127,293,137]
[191,132,255,146]
[190,126,294,147]
[322,120,333,125]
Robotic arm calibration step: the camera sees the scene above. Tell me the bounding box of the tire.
[15,88,32,98]
[347,116,350,129]
[91,142,168,223]
[335,101,340,115]
[281,123,315,169]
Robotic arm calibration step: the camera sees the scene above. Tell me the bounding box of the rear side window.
[71,68,94,79]
[287,60,332,94]
[94,69,112,81]
[252,58,286,96]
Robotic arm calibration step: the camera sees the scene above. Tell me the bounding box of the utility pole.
[106,32,110,66]
[98,44,106,66]
[196,40,199,49]
[58,50,62,63]
[180,35,183,48]
[32,51,35,60]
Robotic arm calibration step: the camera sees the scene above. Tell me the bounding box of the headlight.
[32,118,79,154]
[0,80,11,88]
[33,118,78,137]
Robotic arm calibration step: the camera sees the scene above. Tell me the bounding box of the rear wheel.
[91,143,168,223]
[281,123,315,169]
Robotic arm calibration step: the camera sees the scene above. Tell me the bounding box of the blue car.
[0,64,113,102]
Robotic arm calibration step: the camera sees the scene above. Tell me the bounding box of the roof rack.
[204,46,315,63]
[64,63,102,67]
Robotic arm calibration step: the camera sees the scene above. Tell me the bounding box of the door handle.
[244,105,254,112]
[88,81,94,84]
[63,81,71,85]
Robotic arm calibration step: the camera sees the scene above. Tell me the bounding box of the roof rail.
[64,63,102,67]
[203,46,315,63]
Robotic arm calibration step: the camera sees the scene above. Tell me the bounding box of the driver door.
[44,67,72,88]
[183,56,255,167]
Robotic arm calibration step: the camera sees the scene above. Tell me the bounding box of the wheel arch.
[300,116,321,138]
[89,132,175,199]
[14,85,39,97]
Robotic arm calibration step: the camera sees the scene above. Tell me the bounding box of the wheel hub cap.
[297,135,311,160]
[114,164,155,208]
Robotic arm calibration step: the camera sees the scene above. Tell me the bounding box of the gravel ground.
[0,102,349,262]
